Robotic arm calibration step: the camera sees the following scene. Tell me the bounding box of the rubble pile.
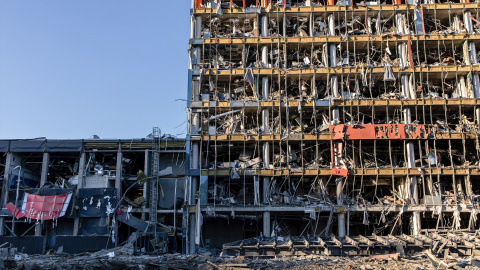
[3,251,479,270]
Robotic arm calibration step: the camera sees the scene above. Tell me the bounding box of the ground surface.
[4,252,476,269]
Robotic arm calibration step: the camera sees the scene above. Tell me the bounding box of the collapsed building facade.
[2,0,480,260]
[0,137,186,254]
[186,0,480,257]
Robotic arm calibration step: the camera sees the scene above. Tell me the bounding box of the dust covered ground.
[4,251,477,270]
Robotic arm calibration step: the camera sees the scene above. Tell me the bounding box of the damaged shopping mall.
[3,0,480,267]
[185,0,480,264]
[0,136,186,254]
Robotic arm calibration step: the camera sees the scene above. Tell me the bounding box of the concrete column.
[331,76,339,123]
[464,11,473,34]
[189,74,201,253]
[260,44,271,237]
[328,14,339,122]
[188,176,198,254]
[401,74,420,235]
[263,211,271,237]
[0,153,16,235]
[464,12,477,65]
[309,13,314,37]
[142,150,149,221]
[396,14,408,69]
[191,79,201,137]
[261,15,268,68]
[327,13,345,239]
[190,15,195,39]
[143,151,149,199]
[113,147,122,246]
[190,17,202,70]
[195,16,202,39]
[261,47,269,68]
[73,152,86,236]
[468,42,478,64]
[473,74,480,132]
[188,212,196,254]
[336,180,346,238]
[261,15,268,37]
[39,153,49,188]
[261,97,271,237]
[35,152,50,236]
[115,147,122,200]
[327,14,335,36]
[458,76,467,98]
[327,14,337,73]
[188,96,201,254]
[398,43,408,70]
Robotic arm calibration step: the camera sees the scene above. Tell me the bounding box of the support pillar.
[190,15,195,40]
[142,150,150,222]
[190,16,202,70]
[472,74,480,132]
[188,87,201,255]
[263,212,271,237]
[0,153,16,235]
[464,11,474,35]
[186,19,203,254]
[73,152,86,236]
[261,15,268,38]
[260,16,271,238]
[35,152,49,236]
[336,180,346,238]
[464,12,478,67]
[401,74,421,235]
[261,88,270,237]
[195,16,202,39]
[115,147,122,200]
[328,13,345,239]
[113,146,122,246]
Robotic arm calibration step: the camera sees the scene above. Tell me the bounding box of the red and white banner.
[5,193,72,220]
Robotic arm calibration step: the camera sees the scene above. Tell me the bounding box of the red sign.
[5,193,73,220]
[331,124,432,140]
[22,193,72,220]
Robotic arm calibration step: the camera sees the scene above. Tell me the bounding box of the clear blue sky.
[0,1,191,139]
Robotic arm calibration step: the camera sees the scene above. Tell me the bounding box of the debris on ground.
[2,250,478,270]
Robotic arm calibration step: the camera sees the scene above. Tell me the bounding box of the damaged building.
[186,0,480,260]
[2,0,480,264]
[0,136,186,254]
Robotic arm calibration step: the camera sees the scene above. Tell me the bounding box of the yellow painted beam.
[202,34,480,45]
[193,133,474,141]
[205,66,480,76]
[194,98,480,108]
[193,3,478,14]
